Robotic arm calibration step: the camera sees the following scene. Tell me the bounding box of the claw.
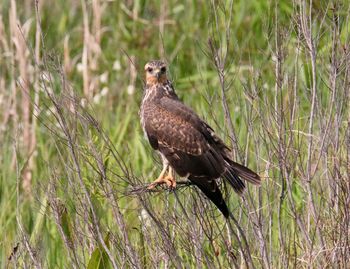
[147,166,176,190]
[164,175,176,189]
[147,177,169,189]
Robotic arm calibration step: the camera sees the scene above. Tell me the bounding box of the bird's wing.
[143,97,226,178]
[157,97,261,186]
[144,97,211,156]
[159,97,232,152]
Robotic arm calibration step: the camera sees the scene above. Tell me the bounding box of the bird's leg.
[148,154,177,189]
[163,166,176,189]
[147,163,169,189]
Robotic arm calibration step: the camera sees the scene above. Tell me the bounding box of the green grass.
[1,0,349,268]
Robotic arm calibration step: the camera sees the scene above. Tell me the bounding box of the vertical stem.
[81,0,90,98]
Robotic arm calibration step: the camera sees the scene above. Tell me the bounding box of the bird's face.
[144,60,167,85]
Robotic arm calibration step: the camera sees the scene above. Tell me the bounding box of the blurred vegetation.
[0,0,349,268]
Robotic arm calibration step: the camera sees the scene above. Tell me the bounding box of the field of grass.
[1,0,349,268]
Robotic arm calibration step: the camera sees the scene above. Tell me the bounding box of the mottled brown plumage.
[140,60,261,218]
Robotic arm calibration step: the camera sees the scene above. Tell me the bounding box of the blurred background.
[0,0,349,268]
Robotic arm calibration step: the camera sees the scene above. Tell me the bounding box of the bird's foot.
[164,175,176,189]
[147,175,176,190]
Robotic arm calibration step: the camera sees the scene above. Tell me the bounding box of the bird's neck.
[145,79,168,89]
[143,81,177,101]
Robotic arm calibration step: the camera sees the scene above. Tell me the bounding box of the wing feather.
[143,97,226,178]
[144,98,211,156]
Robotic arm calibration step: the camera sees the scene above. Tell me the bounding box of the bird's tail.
[189,175,229,218]
[223,160,261,195]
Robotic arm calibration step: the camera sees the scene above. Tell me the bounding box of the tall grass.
[0,0,349,268]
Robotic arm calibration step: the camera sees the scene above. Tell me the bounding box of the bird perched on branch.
[139,60,261,218]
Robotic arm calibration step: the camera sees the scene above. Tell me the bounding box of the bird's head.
[144,60,167,86]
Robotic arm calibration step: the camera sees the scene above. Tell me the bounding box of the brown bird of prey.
[140,60,261,218]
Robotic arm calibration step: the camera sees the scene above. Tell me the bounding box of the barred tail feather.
[223,161,261,194]
[228,161,261,185]
[222,166,246,195]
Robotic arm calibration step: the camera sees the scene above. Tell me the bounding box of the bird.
[139,60,261,218]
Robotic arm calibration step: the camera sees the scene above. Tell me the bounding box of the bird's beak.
[155,69,161,80]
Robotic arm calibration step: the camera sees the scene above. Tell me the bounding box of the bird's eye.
[160,67,166,73]
[147,67,153,72]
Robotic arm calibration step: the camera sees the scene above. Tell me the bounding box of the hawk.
[140,60,261,218]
